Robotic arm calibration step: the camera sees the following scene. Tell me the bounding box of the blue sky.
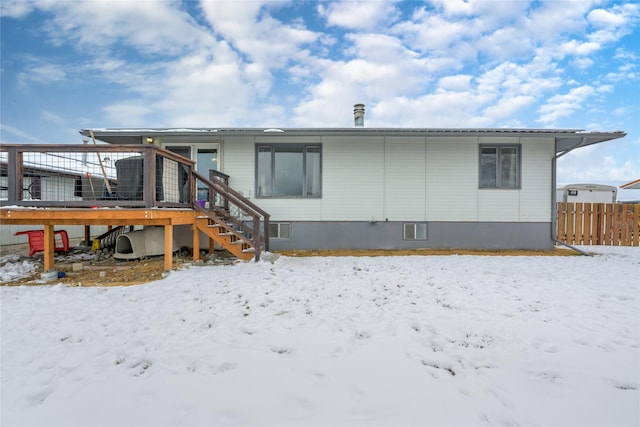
[1,0,639,185]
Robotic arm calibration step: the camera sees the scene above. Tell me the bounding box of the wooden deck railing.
[0,144,195,208]
[1,144,268,260]
[557,202,640,246]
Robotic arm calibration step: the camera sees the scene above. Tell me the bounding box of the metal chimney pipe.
[354,104,365,127]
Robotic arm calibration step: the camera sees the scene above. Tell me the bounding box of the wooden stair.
[190,169,269,262]
[194,213,255,261]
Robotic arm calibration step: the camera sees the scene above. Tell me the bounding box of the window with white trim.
[256,144,321,198]
[269,223,291,239]
[479,145,521,189]
[404,223,427,240]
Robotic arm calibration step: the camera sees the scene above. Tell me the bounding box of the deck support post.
[164,224,173,271]
[43,224,55,271]
[192,225,200,262]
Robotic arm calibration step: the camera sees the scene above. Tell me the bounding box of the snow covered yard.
[1,247,639,426]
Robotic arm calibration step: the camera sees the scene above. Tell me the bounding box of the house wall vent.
[354,104,365,127]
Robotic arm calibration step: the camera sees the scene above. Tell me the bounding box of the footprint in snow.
[614,382,638,391]
[308,370,329,385]
[354,330,371,341]
[216,362,237,373]
[529,370,561,382]
[24,387,54,407]
[128,359,152,376]
[270,346,295,355]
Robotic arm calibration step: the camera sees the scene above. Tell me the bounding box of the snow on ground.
[1,247,639,426]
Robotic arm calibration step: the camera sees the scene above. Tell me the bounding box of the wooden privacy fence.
[557,202,640,246]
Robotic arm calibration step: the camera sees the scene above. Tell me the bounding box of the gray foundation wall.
[268,221,554,251]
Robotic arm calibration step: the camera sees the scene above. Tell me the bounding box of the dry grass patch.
[4,257,177,287]
[278,248,579,257]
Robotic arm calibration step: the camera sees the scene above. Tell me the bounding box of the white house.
[83,126,625,251]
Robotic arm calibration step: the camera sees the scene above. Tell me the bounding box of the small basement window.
[404,223,427,240]
[269,223,291,239]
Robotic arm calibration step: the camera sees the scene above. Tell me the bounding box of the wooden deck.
[1,144,269,266]
[1,208,202,272]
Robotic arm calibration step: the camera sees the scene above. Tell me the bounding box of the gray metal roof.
[80,127,626,153]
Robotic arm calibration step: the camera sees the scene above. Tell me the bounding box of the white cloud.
[318,1,400,30]
[102,102,153,127]
[431,0,530,28]
[0,0,34,18]
[393,10,472,55]
[431,0,473,17]
[201,0,322,68]
[484,96,536,121]
[558,151,640,182]
[17,62,66,88]
[561,40,601,56]
[614,48,637,61]
[372,91,493,128]
[587,3,640,44]
[538,85,596,126]
[525,1,593,44]
[571,57,595,69]
[588,4,639,29]
[156,55,255,126]
[588,8,626,27]
[596,84,614,94]
[0,124,44,144]
[476,26,535,60]
[39,0,209,55]
[476,59,562,101]
[42,110,64,125]
[437,75,472,92]
[3,0,638,150]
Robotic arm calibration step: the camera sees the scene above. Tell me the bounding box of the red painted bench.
[14,230,70,256]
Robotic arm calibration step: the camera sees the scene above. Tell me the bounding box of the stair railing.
[191,170,269,260]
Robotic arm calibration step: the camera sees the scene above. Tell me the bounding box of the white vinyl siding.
[426,138,479,221]
[217,134,553,224]
[478,190,520,221]
[322,137,385,221]
[519,138,553,222]
[219,137,254,198]
[384,138,426,221]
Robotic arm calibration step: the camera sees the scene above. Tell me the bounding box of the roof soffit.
[80,128,626,153]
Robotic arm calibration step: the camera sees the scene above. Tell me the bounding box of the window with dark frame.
[479,144,520,189]
[256,144,321,198]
